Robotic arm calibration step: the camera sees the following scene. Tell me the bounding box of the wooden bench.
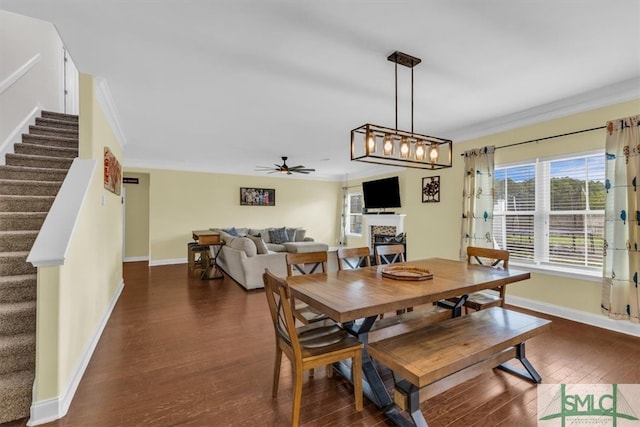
[367,307,551,426]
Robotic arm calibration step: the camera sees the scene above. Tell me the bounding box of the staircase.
[0,111,78,424]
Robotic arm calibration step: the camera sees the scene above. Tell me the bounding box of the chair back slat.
[466,246,509,269]
[286,251,328,277]
[337,247,371,271]
[263,269,300,351]
[374,244,405,265]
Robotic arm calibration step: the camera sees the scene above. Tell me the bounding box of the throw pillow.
[294,229,307,242]
[269,227,289,244]
[224,227,239,237]
[286,228,297,242]
[247,235,268,254]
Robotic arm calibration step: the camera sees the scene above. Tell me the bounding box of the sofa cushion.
[228,237,257,257]
[284,242,329,253]
[269,227,289,244]
[247,235,268,255]
[236,227,249,237]
[266,243,287,253]
[251,228,270,243]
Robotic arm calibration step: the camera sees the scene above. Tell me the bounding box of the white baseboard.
[507,295,640,338]
[123,256,149,263]
[149,258,186,266]
[27,280,125,426]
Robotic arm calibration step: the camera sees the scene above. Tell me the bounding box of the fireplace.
[363,214,406,253]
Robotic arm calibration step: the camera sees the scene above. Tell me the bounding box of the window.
[347,193,363,235]
[493,152,604,273]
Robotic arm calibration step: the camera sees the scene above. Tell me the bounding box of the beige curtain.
[602,115,640,323]
[460,146,495,260]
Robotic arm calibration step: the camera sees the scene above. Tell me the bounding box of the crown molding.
[94,77,127,149]
[446,78,640,143]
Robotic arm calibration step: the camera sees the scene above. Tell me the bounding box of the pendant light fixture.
[351,51,453,170]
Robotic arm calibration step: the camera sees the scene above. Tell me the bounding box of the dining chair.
[336,247,371,271]
[374,244,405,265]
[374,244,409,314]
[286,251,330,324]
[464,246,510,312]
[262,269,363,427]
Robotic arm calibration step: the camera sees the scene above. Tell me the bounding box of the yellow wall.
[34,73,123,401]
[123,172,150,259]
[122,168,343,263]
[403,99,640,315]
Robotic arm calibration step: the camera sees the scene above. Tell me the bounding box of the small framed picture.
[422,176,440,203]
[240,187,275,206]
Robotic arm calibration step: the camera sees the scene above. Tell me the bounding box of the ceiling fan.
[255,157,315,175]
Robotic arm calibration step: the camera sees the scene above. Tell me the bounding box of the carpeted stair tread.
[41,110,79,123]
[14,143,78,159]
[0,212,47,231]
[0,333,35,376]
[0,179,62,197]
[0,195,55,212]
[0,275,37,303]
[28,125,78,138]
[0,231,38,252]
[0,369,34,424]
[0,165,69,182]
[22,133,78,149]
[5,153,73,170]
[35,117,78,131]
[0,301,36,335]
[0,253,37,276]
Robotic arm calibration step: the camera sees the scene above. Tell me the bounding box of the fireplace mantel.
[363,214,406,251]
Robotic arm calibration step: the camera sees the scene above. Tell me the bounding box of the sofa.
[212,227,329,290]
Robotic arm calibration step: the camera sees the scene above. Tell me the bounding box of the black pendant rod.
[411,67,414,133]
[394,60,398,131]
[461,125,606,155]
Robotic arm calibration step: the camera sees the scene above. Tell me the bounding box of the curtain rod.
[460,125,606,156]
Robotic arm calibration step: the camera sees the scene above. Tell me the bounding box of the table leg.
[336,316,418,426]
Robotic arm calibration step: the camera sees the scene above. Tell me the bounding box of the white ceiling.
[2,1,639,180]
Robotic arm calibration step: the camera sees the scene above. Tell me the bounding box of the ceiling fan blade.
[291,168,315,172]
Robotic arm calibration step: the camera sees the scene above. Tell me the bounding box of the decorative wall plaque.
[422,176,440,203]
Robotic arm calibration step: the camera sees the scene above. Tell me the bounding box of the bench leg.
[497,342,542,383]
[393,376,428,427]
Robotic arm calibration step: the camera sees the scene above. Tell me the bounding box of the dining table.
[286,257,531,426]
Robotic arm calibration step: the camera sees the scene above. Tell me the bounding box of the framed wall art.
[104,147,122,195]
[240,187,275,206]
[422,176,440,203]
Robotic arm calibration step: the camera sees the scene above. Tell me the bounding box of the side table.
[201,242,225,280]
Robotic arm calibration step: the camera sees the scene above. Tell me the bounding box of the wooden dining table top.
[287,257,531,323]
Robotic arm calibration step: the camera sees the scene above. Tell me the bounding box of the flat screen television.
[362,176,401,210]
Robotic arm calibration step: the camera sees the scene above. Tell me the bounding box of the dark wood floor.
[5,262,640,426]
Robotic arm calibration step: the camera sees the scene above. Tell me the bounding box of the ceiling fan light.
[399,137,410,158]
[383,134,394,156]
[415,140,426,160]
[429,143,439,163]
[365,130,377,154]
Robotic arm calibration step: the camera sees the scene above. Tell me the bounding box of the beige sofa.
[213,227,329,290]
